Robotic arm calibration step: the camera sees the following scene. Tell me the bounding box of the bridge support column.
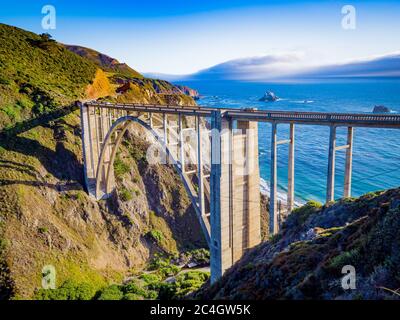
[326,125,355,203]
[326,125,337,203]
[344,127,354,198]
[163,113,168,144]
[79,102,100,196]
[178,114,185,172]
[270,122,278,235]
[196,116,205,217]
[287,123,295,213]
[210,111,261,283]
[269,122,296,234]
[236,120,261,251]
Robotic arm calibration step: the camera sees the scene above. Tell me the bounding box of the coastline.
[260,178,304,207]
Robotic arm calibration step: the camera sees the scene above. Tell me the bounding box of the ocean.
[176,79,400,204]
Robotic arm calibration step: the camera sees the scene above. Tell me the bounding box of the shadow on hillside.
[0,105,84,187]
[0,179,81,191]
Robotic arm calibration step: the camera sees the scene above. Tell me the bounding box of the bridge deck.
[85,102,400,128]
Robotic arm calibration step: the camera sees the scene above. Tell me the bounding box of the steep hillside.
[196,189,400,300]
[64,45,143,79]
[0,24,98,129]
[0,23,197,131]
[0,24,204,299]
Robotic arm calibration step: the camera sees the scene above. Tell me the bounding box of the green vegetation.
[148,255,181,278]
[37,227,49,234]
[283,200,322,230]
[35,253,209,300]
[148,229,164,244]
[35,280,97,300]
[158,271,210,300]
[147,211,178,253]
[113,155,130,179]
[119,187,133,202]
[329,249,361,269]
[0,24,98,129]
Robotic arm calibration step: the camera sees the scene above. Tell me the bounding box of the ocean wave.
[290,100,315,104]
[260,178,304,207]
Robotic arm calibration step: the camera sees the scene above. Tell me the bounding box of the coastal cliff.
[195,189,400,300]
[0,23,204,299]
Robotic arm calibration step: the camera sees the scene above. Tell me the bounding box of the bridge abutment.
[210,111,261,283]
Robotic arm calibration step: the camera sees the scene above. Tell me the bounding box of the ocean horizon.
[177,79,400,204]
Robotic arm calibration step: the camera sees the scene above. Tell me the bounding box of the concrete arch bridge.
[79,101,400,282]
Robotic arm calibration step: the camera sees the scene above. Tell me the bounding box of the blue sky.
[1,0,400,74]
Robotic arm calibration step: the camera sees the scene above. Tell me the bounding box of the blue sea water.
[177,79,400,203]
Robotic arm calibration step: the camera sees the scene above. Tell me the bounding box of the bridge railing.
[85,102,400,127]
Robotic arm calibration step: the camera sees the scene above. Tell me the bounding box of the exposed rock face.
[175,85,200,100]
[195,190,400,300]
[373,105,391,113]
[259,91,279,102]
[64,45,143,78]
[115,79,199,104]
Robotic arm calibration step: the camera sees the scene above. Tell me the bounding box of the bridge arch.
[94,115,212,245]
[79,102,263,283]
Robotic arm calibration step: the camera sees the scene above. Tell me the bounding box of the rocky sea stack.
[373,105,391,113]
[259,91,279,102]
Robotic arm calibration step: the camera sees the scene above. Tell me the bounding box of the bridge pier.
[344,127,354,198]
[326,126,354,203]
[287,123,295,213]
[269,122,296,235]
[210,111,261,283]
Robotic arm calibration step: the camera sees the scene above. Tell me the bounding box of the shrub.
[114,156,130,178]
[97,284,124,300]
[158,271,210,300]
[329,249,361,269]
[35,280,97,300]
[148,229,164,244]
[148,255,181,279]
[119,187,132,202]
[139,273,162,286]
[38,227,48,234]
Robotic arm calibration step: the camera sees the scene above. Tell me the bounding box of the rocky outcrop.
[115,79,199,104]
[195,189,400,300]
[259,91,279,102]
[175,85,200,100]
[373,105,391,113]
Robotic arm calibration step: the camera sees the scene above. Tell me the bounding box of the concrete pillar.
[270,122,278,235]
[237,120,261,250]
[210,110,232,283]
[287,123,295,213]
[163,113,168,144]
[178,114,185,172]
[80,103,91,190]
[210,111,261,283]
[149,112,153,127]
[326,125,337,203]
[344,127,354,198]
[197,115,205,217]
[101,109,111,184]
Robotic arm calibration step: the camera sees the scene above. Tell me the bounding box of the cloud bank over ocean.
[146,52,400,81]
